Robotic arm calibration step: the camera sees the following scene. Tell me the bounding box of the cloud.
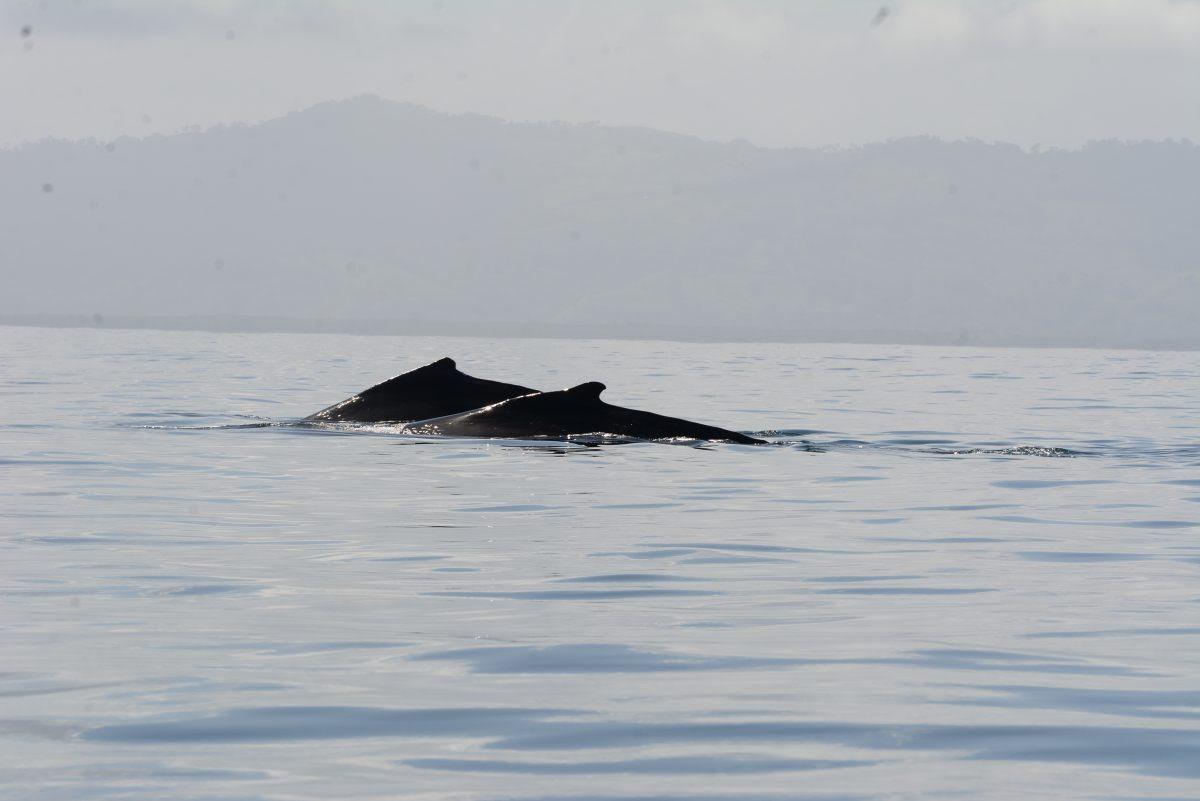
[667,3,789,51]
[2,0,349,38]
[876,0,1200,50]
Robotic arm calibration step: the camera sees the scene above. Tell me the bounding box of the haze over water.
[3,325,1198,800]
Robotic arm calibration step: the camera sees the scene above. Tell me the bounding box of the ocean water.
[2,325,1198,801]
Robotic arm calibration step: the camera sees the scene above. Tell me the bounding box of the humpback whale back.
[403,381,765,444]
[305,357,538,423]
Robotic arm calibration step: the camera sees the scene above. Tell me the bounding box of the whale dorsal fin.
[566,381,606,400]
[429,357,456,370]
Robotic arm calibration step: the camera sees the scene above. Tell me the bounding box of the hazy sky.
[4,0,1200,149]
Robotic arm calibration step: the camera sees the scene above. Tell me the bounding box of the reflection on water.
[2,326,1199,800]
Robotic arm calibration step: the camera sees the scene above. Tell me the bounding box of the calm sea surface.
[2,326,1199,801]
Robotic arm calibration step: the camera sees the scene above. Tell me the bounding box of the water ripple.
[425,589,721,601]
[404,755,872,774]
[409,644,799,673]
[83,705,1200,777]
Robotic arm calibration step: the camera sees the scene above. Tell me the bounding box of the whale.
[401,381,765,444]
[305,357,537,423]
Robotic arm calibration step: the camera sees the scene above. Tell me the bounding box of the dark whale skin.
[305,357,538,423]
[402,382,765,444]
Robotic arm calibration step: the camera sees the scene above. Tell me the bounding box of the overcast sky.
[4,0,1200,149]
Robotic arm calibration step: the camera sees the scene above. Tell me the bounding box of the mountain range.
[4,95,1198,348]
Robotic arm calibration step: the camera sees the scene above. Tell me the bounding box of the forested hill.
[4,95,1198,348]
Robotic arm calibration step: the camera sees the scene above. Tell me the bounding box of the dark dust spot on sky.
[871,6,891,27]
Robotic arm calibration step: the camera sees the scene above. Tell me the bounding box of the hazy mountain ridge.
[4,95,1198,347]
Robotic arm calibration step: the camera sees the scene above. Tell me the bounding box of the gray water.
[2,325,1199,801]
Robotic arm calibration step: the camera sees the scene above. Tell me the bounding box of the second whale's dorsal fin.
[566,381,606,400]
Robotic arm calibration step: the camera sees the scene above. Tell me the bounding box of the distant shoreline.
[3,314,1196,352]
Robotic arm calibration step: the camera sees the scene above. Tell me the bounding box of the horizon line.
[4,94,1198,155]
[3,313,1196,353]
